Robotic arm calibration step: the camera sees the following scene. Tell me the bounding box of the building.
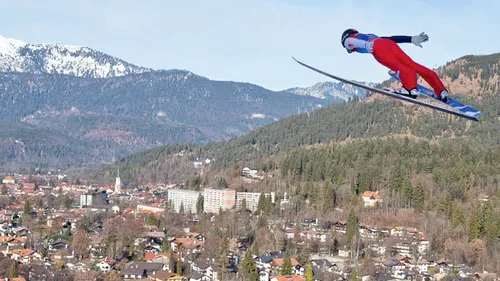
[167,189,201,214]
[80,190,109,209]
[361,191,382,207]
[80,194,93,208]
[136,204,165,214]
[242,167,264,180]
[115,168,122,193]
[236,192,262,213]
[203,187,236,213]
[2,176,15,184]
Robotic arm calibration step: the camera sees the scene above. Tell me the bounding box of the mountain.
[284,80,377,102]
[0,69,329,170]
[87,52,500,184]
[0,35,151,78]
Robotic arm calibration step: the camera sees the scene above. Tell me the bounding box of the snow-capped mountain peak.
[0,35,25,54]
[0,34,152,78]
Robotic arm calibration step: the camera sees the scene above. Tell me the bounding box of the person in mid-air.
[341,29,449,102]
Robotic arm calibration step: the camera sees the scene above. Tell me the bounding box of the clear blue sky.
[0,0,498,91]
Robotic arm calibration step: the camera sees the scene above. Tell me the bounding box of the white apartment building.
[236,192,262,213]
[203,187,236,213]
[167,189,201,214]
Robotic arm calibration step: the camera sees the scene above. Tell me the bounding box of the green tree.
[241,250,258,281]
[437,194,453,217]
[23,199,32,216]
[350,268,359,281]
[298,247,310,265]
[203,175,210,187]
[196,194,203,214]
[468,208,480,241]
[216,177,228,188]
[168,249,175,271]
[176,258,182,275]
[346,209,359,246]
[412,184,425,212]
[322,179,336,212]
[481,204,498,245]
[241,198,247,214]
[305,263,314,281]
[217,233,230,280]
[280,251,293,275]
[179,203,185,214]
[161,238,170,253]
[129,240,135,260]
[146,214,157,226]
[451,204,465,229]
[9,261,18,278]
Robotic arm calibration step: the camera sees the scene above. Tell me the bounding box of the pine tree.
[176,258,182,275]
[451,204,465,229]
[322,179,336,212]
[437,194,452,217]
[217,233,229,280]
[9,260,18,278]
[350,268,359,281]
[196,194,203,214]
[482,204,498,245]
[216,177,228,188]
[203,175,210,187]
[161,238,170,253]
[23,200,32,216]
[241,250,258,281]
[305,263,314,281]
[257,194,266,214]
[281,251,293,275]
[298,247,310,265]
[168,249,175,272]
[468,209,480,241]
[129,240,135,260]
[412,184,425,212]
[241,198,247,214]
[179,203,185,214]
[346,209,359,246]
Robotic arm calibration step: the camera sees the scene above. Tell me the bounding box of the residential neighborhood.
[0,171,496,281]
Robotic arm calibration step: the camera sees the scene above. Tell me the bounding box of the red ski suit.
[344,33,447,97]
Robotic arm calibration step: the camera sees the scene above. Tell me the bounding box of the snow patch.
[0,34,152,78]
[251,113,266,119]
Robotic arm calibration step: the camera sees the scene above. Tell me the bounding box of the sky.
[0,0,498,91]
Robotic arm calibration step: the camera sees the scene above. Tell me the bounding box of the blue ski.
[388,71,483,118]
[292,57,479,122]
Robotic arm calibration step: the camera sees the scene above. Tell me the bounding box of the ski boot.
[394,87,418,99]
[437,90,449,103]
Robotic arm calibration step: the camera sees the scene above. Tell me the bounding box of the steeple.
[115,167,122,193]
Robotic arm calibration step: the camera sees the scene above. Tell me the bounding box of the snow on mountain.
[0,34,151,78]
[285,80,378,102]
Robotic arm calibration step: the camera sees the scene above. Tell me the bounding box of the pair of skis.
[293,57,482,122]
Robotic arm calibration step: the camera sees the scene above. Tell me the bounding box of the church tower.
[115,167,122,193]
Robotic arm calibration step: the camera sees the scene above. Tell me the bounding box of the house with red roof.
[2,176,15,184]
[271,275,305,281]
[361,191,382,207]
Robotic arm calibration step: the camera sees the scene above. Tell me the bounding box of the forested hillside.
[85,53,500,184]
[77,52,500,271]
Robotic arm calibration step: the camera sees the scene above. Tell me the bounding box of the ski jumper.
[343,33,447,97]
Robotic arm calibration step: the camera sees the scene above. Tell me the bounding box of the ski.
[292,57,479,122]
[388,71,483,118]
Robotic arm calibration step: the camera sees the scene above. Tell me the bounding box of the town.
[0,163,496,281]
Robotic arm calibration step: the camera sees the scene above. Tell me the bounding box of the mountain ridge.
[85,52,500,184]
[0,34,152,78]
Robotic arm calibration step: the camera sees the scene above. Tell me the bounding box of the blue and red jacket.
[343,33,412,53]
